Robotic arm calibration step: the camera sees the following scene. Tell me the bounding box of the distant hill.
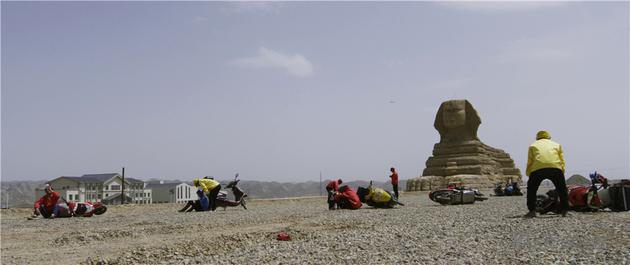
[1,179,401,208]
[1,180,46,208]
[566,174,590,185]
[232,180,395,199]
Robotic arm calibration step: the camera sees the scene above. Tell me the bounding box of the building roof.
[126,177,144,184]
[145,183,185,189]
[80,173,120,182]
[49,173,145,186]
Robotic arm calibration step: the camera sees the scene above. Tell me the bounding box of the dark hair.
[356,187,369,203]
[338,179,343,184]
[390,167,395,171]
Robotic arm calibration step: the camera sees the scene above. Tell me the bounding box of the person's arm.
[34,196,44,210]
[199,180,209,193]
[51,192,61,204]
[332,192,341,202]
[558,144,565,173]
[525,146,534,176]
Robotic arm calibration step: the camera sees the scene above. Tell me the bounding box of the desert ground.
[1,191,629,265]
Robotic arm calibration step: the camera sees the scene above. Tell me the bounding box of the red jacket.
[326,180,341,191]
[334,187,362,209]
[34,192,60,212]
[390,172,399,185]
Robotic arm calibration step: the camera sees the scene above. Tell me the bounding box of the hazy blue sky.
[2,2,628,182]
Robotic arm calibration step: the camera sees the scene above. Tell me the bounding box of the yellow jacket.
[368,187,392,203]
[194,178,220,193]
[526,139,565,176]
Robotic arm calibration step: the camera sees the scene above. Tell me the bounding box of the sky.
[1,1,629,182]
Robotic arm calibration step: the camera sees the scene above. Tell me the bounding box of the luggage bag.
[609,180,630,211]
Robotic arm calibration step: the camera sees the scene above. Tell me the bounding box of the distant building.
[39,173,151,205]
[145,182,196,203]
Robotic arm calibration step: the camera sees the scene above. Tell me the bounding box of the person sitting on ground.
[193,178,221,211]
[53,201,108,218]
[325,179,343,210]
[333,185,362,210]
[32,184,61,219]
[179,189,210,212]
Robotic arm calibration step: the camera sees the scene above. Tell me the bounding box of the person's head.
[356,187,369,203]
[193,179,200,187]
[196,189,205,198]
[44,184,53,194]
[390,167,396,173]
[536,130,551,140]
[337,179,343,185]
[93,203,107,215]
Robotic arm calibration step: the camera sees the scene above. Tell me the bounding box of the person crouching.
[193,178,221,211]
[333,185,362,210]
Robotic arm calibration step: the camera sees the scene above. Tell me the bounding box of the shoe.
[523,211,536,218]
[561,211,569,217]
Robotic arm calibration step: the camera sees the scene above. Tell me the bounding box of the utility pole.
[319,171,322,197]
[121,167,125,205]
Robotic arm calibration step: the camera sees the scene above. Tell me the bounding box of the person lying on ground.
[333,185,362,210]
[52,201,108,218]
[179,189,210,212]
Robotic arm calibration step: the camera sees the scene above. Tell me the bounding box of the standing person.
[193,178,221,211]
[32,184,61,219]
[524,130,568,218]
[389,167,399,199]
[325,179,342,210]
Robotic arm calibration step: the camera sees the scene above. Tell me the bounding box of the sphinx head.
[434,99,481,143]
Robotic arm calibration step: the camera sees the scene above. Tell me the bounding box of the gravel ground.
[1,191,629,265]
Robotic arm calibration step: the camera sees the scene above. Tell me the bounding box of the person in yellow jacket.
[524,131,568,218]
[193,177,222,211]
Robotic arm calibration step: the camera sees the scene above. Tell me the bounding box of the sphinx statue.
[407,99,522,191]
